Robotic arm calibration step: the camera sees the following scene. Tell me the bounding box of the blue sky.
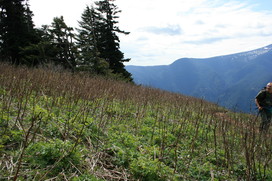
[30,0,272,66]
[244,0,272,11]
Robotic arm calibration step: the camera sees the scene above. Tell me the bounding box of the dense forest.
[0,0,132,81]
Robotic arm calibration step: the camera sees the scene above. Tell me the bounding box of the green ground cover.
[0,64,271,180]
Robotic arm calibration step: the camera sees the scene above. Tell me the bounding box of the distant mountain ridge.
[126,44,272,112]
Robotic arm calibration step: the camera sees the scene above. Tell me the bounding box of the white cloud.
[116,0,272,65]
[30,0,272,66]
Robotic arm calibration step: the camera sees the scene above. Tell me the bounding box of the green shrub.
[0,128,24,150]
[72,174,103,181]
[106,129,140,167]
[130,155,176,181]
[25,139,81,174]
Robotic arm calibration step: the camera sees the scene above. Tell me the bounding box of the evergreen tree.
[94,0,132,81]
[77,1,132,80]
[76,6,110,75]
[0,0,39,65]
[49,16,77,70]
[23,1,36,36]
[20,25,57,66]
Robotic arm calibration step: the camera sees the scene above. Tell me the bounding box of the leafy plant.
[130,155,176,181]
[25,139,81,175]
[0,63,271,180]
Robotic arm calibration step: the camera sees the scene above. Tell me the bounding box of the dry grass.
[0,63,271,180]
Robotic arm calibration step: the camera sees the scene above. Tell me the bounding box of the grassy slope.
[0,63,271,180]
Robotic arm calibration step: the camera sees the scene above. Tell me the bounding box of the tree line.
[0,0,132,81]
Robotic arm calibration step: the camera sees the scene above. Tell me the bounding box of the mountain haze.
[126,44,272,112]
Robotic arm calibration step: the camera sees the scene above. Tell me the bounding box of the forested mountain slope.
[127,44,272,112]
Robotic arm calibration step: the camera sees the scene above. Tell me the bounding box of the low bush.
[25,139,82,175]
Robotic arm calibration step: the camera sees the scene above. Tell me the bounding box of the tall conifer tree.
[49,16,77,70]
[0,0,38,64]
[77,0,132,81]
[95,0,132,81]
[76,6,110,75]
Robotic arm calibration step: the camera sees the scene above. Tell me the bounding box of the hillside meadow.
[0,63,271,180]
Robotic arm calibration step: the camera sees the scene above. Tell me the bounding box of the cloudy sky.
[30,0,272,66]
